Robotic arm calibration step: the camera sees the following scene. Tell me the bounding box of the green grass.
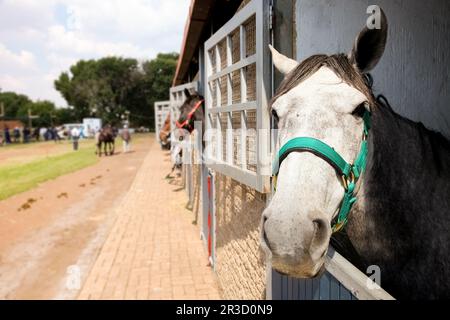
[0,146,99,201]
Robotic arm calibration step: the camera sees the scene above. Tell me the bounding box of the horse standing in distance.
[159,114,172,150]
[261,8,450,299]
[96,125,115,156]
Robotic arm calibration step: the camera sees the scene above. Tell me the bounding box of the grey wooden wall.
[272,270,356,300]
[295,0,450,138]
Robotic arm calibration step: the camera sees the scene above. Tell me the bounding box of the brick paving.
[78,137,221,300]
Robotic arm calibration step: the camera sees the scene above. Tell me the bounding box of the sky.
[0,0,191,107]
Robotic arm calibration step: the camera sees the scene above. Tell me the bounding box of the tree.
[140,53,179,130]
[54,53,179,128]
[55,57,141,125]
[0,91,32,119]
[143,53,179,102]
[14,100,58,128]
[54,107,77,126]
[54,71,90,122]
[0,88,79,128]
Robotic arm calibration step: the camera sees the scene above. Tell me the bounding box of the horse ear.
[348,7,388,73]
[184,88,191,98]
[269,45,298,76]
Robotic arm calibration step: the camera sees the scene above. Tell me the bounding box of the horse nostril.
[261,216,272,250]
[263,230,272,251]
[261,212,270,232]
[312,218,329,244]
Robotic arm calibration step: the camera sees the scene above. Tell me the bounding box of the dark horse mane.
[271,54,376,108]
[273,53,450,299]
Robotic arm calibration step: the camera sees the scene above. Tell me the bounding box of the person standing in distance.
[121,125,131,153]
[71,126,80,151]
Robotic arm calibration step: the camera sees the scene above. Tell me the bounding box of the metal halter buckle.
[362,130,369,141]
[341,171,355,190]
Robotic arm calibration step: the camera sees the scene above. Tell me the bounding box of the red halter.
[176,100,204,129]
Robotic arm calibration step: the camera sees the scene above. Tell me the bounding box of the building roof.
[172,0,243,86]
[172,0,213,86]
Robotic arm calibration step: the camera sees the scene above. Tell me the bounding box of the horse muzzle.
[260,209,331,279]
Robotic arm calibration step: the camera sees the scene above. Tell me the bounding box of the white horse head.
[261,10,388,277]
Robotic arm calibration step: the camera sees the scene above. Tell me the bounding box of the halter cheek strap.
[176,100,204,129]
[272,110,371,233]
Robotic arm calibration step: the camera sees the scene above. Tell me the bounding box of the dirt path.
[0,135,152,299]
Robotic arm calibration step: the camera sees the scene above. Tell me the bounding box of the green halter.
[272,110,371,233]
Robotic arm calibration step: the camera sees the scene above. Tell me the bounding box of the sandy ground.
[0,136,153,299]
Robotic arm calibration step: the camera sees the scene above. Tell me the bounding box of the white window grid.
[154,101,170,143]
[204,0,271,193]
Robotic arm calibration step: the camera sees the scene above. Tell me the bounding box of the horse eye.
[352,103,367,117]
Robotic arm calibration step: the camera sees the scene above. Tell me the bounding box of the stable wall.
[214,173,267,299]
[191,131,203,231]
[296,0,450,138]
[205,0,269,300]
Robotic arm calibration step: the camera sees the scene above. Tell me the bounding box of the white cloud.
[0,0,190,106]
[0,43,38,78]
[46,25,156,59]
[63,1,188,42]
[0,73,64,106]
[0,0,56,30]
[0,75,26,92]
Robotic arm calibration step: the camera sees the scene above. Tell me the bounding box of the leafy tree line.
[0,91,74,128]
[54,53,178,129]
[0,53,178,130]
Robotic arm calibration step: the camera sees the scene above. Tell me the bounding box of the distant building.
[0,120,25,131]
[83,118,102,137]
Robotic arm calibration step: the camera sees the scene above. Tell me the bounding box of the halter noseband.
[272,109,371,233]
[176,100,204,130]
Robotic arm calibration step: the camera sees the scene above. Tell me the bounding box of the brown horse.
[165,89,205,179]
[159,114,171,150]
[176,89,205,136]
[96,125,115,156]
